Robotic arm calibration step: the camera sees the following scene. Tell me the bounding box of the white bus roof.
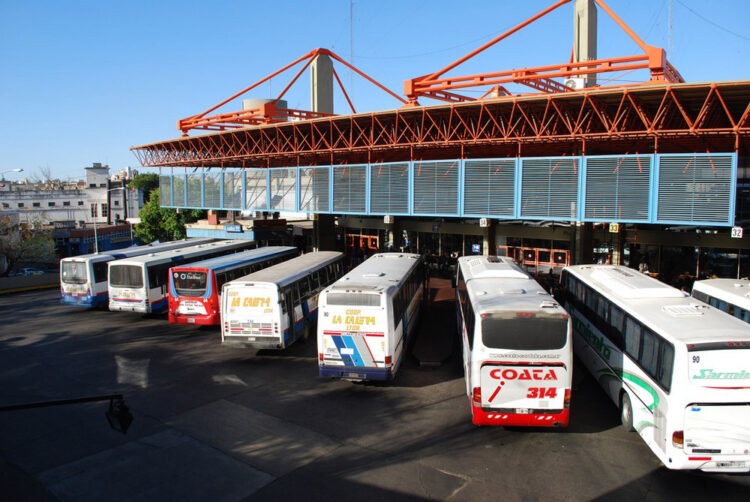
[328,253,421,293]
[108,240,252,267]
[566,265,750,345]
[171,246,297,273]
[458,256,562,314]
[228,251,342,288]
[60,238,213,262]
[693,278,750,311]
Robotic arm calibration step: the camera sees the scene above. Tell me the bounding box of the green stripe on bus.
[597,368,659,411]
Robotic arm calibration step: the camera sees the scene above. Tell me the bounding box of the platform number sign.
[731,227,743,239]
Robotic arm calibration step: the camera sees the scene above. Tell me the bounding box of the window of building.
[78,201,84,206]
[114,200,120,206]
[48,201,56,207]
[63,201,70,206]
[101,203,108,216]
[17,203,24,208]
[91,203,98,217]
[99,183,106,188]
[33,202,41,208]
[89,184,96,188]
[1,203,8,208]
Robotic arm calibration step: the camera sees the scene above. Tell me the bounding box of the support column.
[573,0,598,87]
[310,54,334,114]
[573,222,593,265]
[314,214,336,251]
[611,225,624,265]
[386,217,403,251]
[483,222,496,256]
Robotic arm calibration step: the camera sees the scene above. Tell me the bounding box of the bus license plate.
[516,408,531,414]
[188,318,195,323]
[716,461,745,468]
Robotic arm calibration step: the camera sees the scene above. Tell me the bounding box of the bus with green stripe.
[561,265,750,473]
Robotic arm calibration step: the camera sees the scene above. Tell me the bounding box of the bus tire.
[620,392,635,432]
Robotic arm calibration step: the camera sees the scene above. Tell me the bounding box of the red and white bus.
[455,256,573,427]
[168,246,298,325]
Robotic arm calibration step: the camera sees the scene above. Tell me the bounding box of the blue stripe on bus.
[331,336,355,367]
[342,336,365,367]
[151,297,169,313]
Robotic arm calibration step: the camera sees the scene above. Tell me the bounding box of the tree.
[128,173,160,201]
[134,189,205,243]
[0,216,56,275]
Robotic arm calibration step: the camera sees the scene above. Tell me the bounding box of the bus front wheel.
[620,392,635,432]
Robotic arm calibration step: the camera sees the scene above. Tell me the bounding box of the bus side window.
[280,289,288,313]
[709,297,720,309]
[597,296,610,324]
[640,329,659,377]
[609,305,625,349]
[466,301,475,349]
[93,262,108,283]
[624,317,641,360]
[657,341,674,392]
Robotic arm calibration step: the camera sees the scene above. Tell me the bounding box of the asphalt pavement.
[0,285,748,501]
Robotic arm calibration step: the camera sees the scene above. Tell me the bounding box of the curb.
[0,284,60,295]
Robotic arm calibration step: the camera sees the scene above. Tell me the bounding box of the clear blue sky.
[1,0,748,180]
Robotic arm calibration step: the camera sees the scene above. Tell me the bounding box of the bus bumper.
[169,313,220,325]
[222,337,284,350]
[472,406,569,427]
[319,365,392,381]
[61,293,107,308]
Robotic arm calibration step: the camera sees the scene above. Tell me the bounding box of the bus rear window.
[173,271,207,297]
[62,262,87,284]
[326,292,381,307]
[481,317,568,350]
[110,265,143,288]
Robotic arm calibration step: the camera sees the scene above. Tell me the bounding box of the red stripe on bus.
[361,337,378,368]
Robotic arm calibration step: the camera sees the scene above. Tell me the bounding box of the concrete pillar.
[314,214,336,251]
[573,222,594,265]
[611,226,624,265]
[386,218,403,251]
[574,0,597,87]
[310,54,334,114]
[483,224,496,256]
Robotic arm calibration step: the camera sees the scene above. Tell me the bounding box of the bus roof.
[230,251,342,288]
[329,253,421,293]
[566,265,750,345]
[108,240,252,267]
[693,278,750,311]
[458,256,562,314]
[60,238,213,262]
[170,246,296,273]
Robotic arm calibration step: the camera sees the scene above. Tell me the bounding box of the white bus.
[60,238,213,308]
[221,252,345,349]
[317,253,425,381]
[692,278,750,324]
[562,265,750,473]
[108,240,256,313]
[455,256,572,427]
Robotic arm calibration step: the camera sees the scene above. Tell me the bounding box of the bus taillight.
[385,356,392,365]
[672,431,684,448]
[564,389,571,409]
[472,387,481,405]
[319,353,324,362]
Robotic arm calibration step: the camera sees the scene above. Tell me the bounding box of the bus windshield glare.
[62,262,87,284]
[110,265,144,288]
[481,316,567,350]
[173,271,207,297]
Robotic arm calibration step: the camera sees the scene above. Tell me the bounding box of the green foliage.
[0,216,56,274]
[128,173,160,201]
[134,189,205,243]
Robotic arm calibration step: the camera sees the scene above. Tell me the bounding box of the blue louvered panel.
[172,175,186,207]
[186,174,202,207]
[585,156,651,222]
[463,159,515,217]
[520,158,578,220]
[657,154,734,224]
[269,168,296,211]
[159,176,172,206]
[223,171,243,209]
[203,172,222,209]
[413,161,459,215]
[299,167,330,212]
[245,169,268,211]
[370,162,409,215]
[333,165,367,213]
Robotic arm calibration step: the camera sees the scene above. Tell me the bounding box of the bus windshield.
[173,271,207,297]
[481,316,567,350]
[62,262,87,284]
[110,265,144,288]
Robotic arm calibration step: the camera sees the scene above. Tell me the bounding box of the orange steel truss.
[177,48,406,136]
[132,81,750,168]
[404,0,683,105]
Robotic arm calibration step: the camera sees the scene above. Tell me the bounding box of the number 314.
[527,387,557,398]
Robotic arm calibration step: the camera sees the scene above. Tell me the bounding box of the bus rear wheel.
[620,392,635,432]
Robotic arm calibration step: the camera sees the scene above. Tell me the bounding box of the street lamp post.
[0,168,23,181]
[93,186,127,254]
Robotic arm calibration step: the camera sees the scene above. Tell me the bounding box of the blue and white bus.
[221,252,345,349]
[317,253,425,381]
[59,238,213,307]
[108,240,256,314]
[168,246,298,325]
